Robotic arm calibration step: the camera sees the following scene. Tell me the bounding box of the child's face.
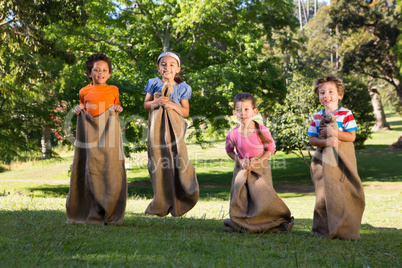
[318,81,343,113]
[89,60,111,86]
[233,100,257,125]
[157,56,181,82]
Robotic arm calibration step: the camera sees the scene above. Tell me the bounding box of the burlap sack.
[145,84,199,217]
[311,117,365,240]
[66,107,127,225]
[223,158,294,233]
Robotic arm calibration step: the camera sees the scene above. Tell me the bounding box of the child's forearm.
[309,136,331,147]
[226,151,238,161]
[166,101,190,117]
[258,150,275,162]
[337,131,356,142]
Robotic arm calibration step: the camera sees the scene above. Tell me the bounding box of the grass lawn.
[0,112,401,267]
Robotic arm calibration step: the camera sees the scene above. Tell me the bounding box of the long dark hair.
[233,93,272,145]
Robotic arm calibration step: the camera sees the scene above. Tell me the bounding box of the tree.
[300,3,391,133]
[0,0,88,162]
[329,0,402,105]
[55,0,298,152]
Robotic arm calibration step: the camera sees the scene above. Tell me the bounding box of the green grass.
[0,112,401,267]
[0,191,400,267]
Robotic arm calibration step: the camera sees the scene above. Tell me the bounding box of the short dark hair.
[85,52,112,81]
[314,74,345,98]
[233,92,256,110]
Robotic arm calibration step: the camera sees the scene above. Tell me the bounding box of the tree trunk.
[314,0,317,16]
[395,79,402,106]
[370,89,391,131]
[388,135,402,150]
[261,112,268,126]
[41,126,52,159]
[162,23,171,52]
[298,0,303,30]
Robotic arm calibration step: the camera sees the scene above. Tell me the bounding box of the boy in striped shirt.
[308,75,358,146]
[307,75,365,240]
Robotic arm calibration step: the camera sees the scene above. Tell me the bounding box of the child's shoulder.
[334,107,354,115]
[227,125,240,135]
[147,77,163,86]
[80,84,118,92]
[177,81,190,87]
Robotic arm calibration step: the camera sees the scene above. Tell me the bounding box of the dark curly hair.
[314,74,345,98]
[85,52,112,81]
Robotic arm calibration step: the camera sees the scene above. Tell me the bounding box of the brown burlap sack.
[311,138,365,240]
[223,158,294,233]
[66,107,127,225]
[145,84,199,217]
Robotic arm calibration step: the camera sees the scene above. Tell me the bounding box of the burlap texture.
[311,141,365,240]
[145,84,199,217]
[66,107,127,225]
[224,158,294,233]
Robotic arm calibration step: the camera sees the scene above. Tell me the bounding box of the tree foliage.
[328,0,402,105]
[53,0,297,153]
[0,0,88,162]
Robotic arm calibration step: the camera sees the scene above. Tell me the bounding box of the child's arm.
[226,151,250,170]
[74,93,85,115]
[309,136,339,147]
[165,99,190,117]
[248,150,275,173]
[144,93,165,111]
[114,105,123,112]
[322,125,356,142]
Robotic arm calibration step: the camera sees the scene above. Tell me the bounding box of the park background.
[0,0,401,267]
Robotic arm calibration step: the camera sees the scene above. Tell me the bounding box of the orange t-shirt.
[79,84,121,117]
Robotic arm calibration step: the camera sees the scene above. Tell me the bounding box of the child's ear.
[232,110,236,116]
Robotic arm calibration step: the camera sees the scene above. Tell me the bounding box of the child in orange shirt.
[74,53,123,116]
[66,52,127,225]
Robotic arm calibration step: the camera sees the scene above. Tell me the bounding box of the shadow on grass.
[0,209,400,267]
[27,183,314,201]
[356,147,402,183]
[388,119,402,132]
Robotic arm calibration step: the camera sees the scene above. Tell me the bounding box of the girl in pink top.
[223,93,293,233]
[225,93,276,172]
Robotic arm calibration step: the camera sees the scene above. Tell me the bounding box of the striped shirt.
[307,107,358,137]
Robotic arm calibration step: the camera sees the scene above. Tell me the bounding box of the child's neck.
[238,121,255,137]
[162,77,177,85]
[325,106,339,114]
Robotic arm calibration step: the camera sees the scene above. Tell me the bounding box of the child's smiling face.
[233,100,257,126]
[318,81,343,113]
[89,60,111,86]
[157,56,181,82]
